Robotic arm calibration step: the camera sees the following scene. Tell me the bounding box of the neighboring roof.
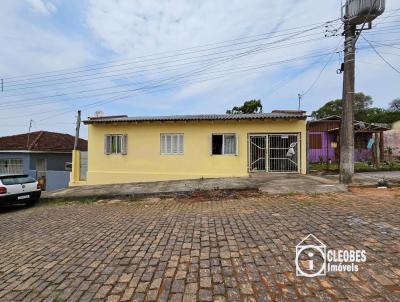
[307,115,341,123]
[308,116,389,132]
[0,131,87,152]
[84,112,307,124]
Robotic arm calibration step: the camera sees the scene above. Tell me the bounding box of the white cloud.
[84,0,399,115]
[1,0,399,138]
[27,0,57,15]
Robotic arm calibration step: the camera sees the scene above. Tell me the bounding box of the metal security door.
[268,134,299,173]
[248,135,267,172]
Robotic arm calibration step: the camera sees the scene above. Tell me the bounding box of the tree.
[389,98,400,111]
[312,93,400,124]
[311,99,342,119]
[311,93,373,120]
[226,100,263,114]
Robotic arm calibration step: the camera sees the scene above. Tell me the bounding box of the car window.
[0,175,36,185]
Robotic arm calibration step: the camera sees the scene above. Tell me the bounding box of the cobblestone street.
[0,189,399,302]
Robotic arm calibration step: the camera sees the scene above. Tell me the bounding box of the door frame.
[248,133,301,174]
[248,134,268,172]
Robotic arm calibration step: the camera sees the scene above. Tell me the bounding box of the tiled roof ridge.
[28,131,44,150]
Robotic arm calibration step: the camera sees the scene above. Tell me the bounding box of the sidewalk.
[42,174,347,199]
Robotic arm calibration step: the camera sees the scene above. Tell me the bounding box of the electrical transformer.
[342,0,385,24]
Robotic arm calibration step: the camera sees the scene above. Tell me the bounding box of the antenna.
[26,119,33,149]
[298,94,302,110]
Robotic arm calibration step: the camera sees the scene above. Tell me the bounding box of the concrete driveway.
[1,189,399,301]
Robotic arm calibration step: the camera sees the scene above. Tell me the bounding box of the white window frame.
[210,133,238,156]
[160,133,184,155]
[0,158,24,174]
[104,134,128,155]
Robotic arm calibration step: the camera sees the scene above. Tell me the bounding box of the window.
[0,175,35,185]
[211,134,238,155]
[355,134,370,149]
[160,134,184,155]
[0,159,23,174]
[309,133,322,149]
[104,134,128,155]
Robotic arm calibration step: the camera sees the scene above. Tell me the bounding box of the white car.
[0,174,41,206]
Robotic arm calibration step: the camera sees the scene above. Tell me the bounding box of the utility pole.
[26,119,33,149]
[339,0,385,184]
[74,110,81,150]
[339,22,356,184]
[297,94,302,110]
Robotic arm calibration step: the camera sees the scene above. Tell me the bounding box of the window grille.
[0,159,23,174]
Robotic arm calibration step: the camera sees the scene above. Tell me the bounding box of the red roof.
[0,131,87,152]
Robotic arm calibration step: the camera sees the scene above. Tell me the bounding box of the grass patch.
[310,161,400,173]
[300,199,319,206]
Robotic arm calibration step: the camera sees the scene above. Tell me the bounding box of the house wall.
[28,153,72,191]
[83,119,307,185]
[29,153,72,171]
[45,170,70,191]
[0,152,72,190]
[384,130,400,157]
[0,152,30,174]
[308,132,336,163]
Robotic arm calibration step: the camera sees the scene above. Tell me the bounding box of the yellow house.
[70,111,307,186]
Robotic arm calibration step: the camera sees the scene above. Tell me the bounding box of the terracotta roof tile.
[0,131,87,152]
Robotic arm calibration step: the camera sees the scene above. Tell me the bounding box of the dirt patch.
[349,187,399,197]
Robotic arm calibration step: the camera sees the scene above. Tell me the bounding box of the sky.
[0,0,399,138]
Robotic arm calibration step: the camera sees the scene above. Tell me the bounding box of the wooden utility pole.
[339,22,356,184]
[74,110,81,150]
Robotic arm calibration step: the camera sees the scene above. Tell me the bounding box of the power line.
[2,25,331,90]
[0,32,334,107]
[1,30,327,94]
[2,19,341,83]
[0,46,337,112]
[300,36,343,97]
[361,34,400,74]
[0,48,338,120]
[353,0,379,45]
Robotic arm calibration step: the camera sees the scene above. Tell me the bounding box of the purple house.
[307,116,388,163]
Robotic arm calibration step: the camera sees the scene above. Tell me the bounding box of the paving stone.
[198,288,213,302]
[0,191,399,302]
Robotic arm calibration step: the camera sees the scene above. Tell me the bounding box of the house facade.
[0,131,87,190]
[307,116,388,164]
[70,111,307,186]
[384,120,400,158]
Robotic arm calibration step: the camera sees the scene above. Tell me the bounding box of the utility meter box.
[342,0,385,25]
